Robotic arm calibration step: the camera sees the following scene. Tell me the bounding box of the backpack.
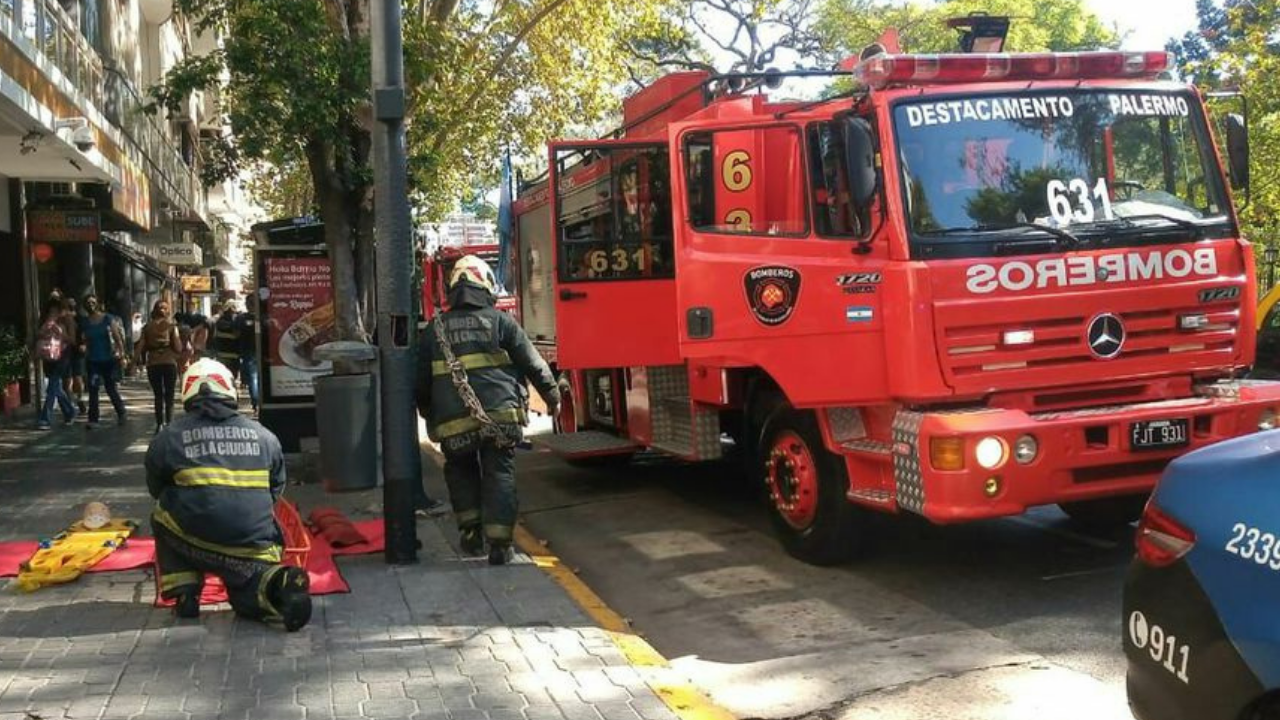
[37,321,64,362]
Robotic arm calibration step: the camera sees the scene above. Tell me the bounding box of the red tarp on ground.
[0,519,386,606]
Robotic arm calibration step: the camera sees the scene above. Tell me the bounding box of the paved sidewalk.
[0,380,681,720]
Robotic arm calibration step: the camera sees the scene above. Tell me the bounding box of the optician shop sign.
[156,243,203,267]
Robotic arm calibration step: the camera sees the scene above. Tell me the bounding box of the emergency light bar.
[854,51,1173,89]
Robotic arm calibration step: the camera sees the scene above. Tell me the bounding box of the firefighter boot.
[174,590,200,619]
[488,542,514,566]
[270,566,312,632]
[459,525,485,557]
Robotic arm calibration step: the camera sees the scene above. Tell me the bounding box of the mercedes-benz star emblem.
[1087,313,1125,359]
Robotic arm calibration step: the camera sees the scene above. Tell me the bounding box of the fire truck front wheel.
[759,408,865,566]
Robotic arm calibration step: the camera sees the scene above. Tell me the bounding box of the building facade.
[0,0,252,403]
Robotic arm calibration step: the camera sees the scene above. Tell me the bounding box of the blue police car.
[1124,430,1280,720]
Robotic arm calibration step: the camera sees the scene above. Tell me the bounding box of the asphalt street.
[515,424,1138,720]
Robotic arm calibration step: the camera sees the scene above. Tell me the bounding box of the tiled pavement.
[0,380,680,720]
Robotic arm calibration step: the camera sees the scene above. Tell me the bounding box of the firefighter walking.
[416,255,560,565]
[145,358,311,630]
[210,300,242,375]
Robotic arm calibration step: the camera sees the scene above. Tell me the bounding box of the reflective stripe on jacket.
[416,302,559,442]
[144,406,286,555]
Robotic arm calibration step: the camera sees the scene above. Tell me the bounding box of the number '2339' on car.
[1123,431,1280,720]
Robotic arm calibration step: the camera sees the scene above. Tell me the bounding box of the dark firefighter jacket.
[211,311,240,364]
[144,396,287,562]
[416,284,560,444]
[236,312,257,359]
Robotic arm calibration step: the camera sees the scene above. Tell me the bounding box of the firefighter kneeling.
[417,255,560,565]
[145,358,311,630]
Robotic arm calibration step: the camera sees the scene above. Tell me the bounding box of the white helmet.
[448,255,498,295]
[181,357,239,405]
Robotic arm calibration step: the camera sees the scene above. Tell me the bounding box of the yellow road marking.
[514,525,736,720]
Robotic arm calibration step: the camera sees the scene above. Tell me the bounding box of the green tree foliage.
[245,157,317,220]
[1170,0,1280,241]
[404,2,675,219]
[149,0,672,342]
[817,0,1119,56]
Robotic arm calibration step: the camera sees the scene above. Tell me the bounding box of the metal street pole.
[371,0,418,564]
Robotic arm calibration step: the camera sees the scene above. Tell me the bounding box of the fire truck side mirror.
[1225,113,1249,192]
[840,117,878,208]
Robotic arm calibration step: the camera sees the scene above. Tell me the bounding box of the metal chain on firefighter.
[432,315,517,450]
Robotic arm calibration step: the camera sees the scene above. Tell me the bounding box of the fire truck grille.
[940,303,1240,381]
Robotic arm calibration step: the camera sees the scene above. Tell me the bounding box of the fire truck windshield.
[892,88,1232,259]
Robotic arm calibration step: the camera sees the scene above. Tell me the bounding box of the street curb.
[513,525,737,720]
[419,437,735,720]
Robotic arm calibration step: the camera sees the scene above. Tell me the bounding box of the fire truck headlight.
[1013,435,1039,464]
[1260,409,1278,431]
[975,436,1008,470]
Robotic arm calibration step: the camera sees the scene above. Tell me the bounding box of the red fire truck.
[510,43,1276,564]
[422,242,518,318]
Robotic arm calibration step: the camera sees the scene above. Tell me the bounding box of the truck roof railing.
[612,69,855,139]
[517,68,857,192]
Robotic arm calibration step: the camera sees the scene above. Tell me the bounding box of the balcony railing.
[0,0,207,225]
[1,0,104,109]
[104,70,208,223]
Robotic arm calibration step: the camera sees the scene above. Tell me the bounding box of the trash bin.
[313,342,378,492]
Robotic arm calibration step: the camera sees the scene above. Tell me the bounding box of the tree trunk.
[321,202,365,344]
[356,201,377,332]
[305,139,367,346]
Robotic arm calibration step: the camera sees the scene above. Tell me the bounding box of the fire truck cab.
[512,47,1279,565]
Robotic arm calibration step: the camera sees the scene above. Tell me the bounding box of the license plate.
[1130,419,1190,451]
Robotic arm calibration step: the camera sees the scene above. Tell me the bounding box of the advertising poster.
[263,256,335,398]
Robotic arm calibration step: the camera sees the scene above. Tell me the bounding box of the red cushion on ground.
[320,523,367,548]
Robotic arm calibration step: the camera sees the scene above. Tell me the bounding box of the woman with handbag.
[80,293,127,429]
[34,299,76,429]
[136,299,182,433]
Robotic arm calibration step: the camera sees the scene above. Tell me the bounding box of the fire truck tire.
[742,384,785,492]
[1058,493,1148,528]
[759,408,864,566]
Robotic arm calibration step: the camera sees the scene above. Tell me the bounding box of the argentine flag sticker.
[846,306,874,323]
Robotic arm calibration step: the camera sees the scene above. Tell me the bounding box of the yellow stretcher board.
[16,519,137,592]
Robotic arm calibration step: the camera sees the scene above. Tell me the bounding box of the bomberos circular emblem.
[744,265,801,326]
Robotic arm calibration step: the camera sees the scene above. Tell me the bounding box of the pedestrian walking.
[80,293,127,429]
[415,255,560,565]
[34,299,77,430]
[62,296,86,415]
[145,358,310,631]
[176,312,211,368]
[137,299,183,433]
[130,312,144,376]
[237,296,261,415]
